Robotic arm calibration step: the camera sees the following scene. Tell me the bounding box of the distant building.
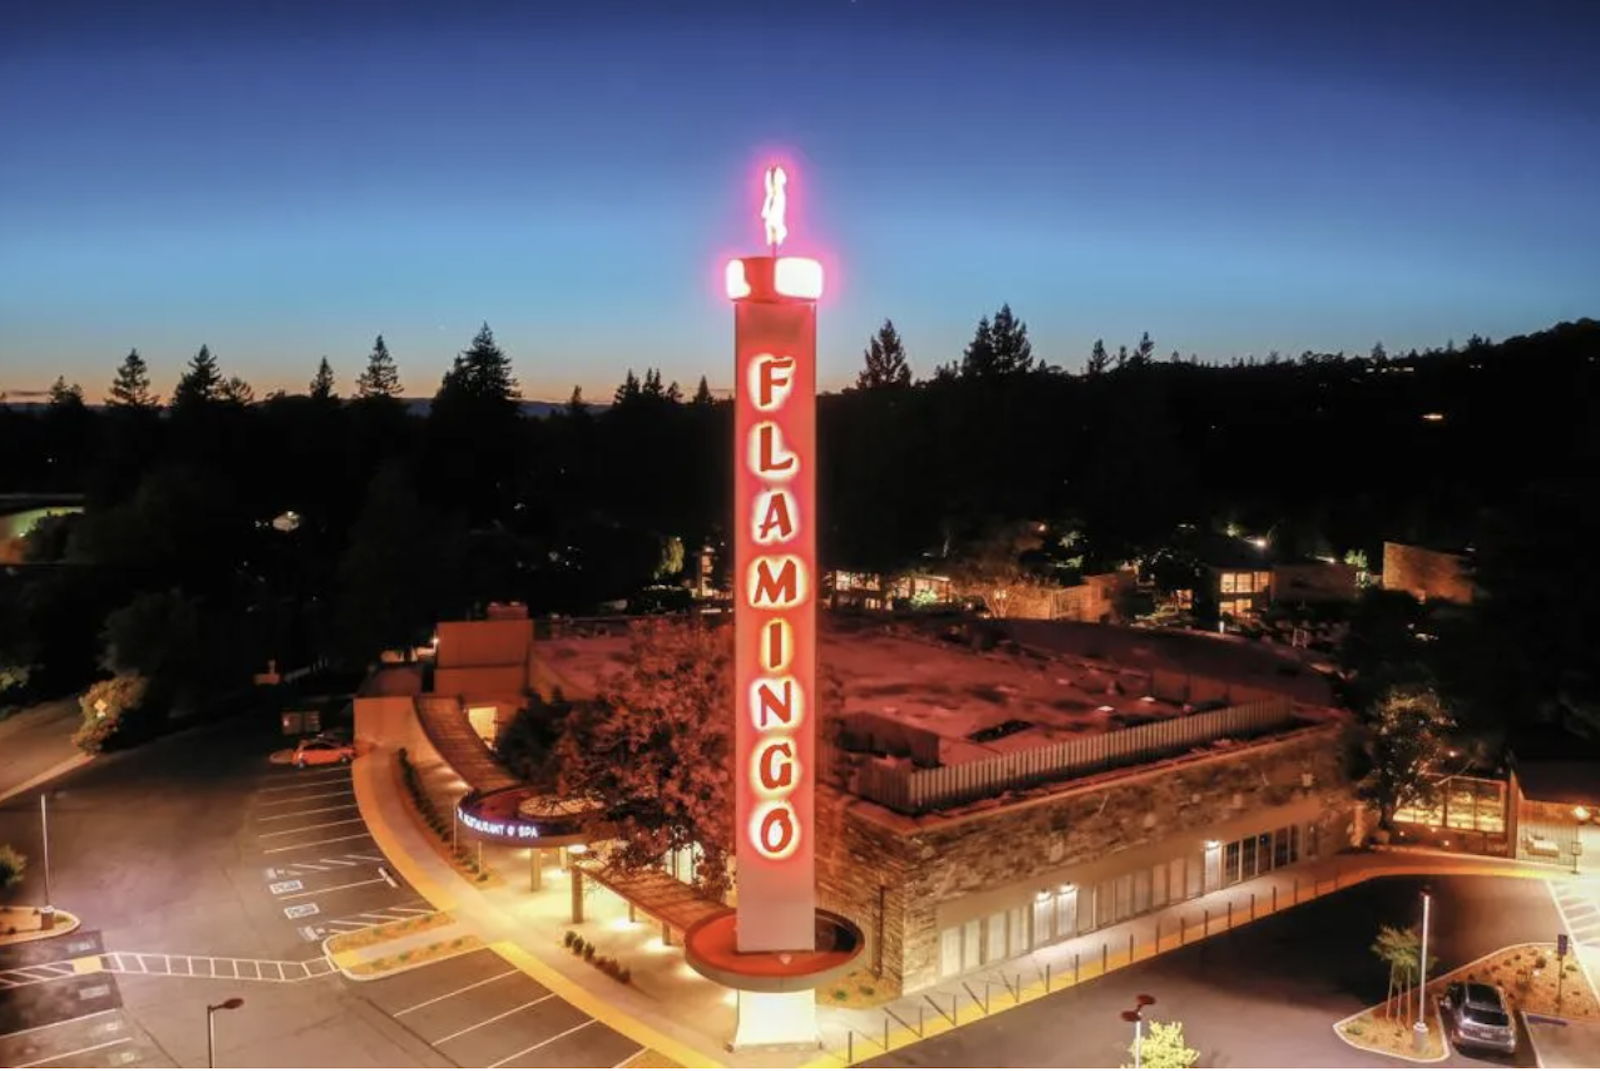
[432,602,537,743]
[1381,542,1474,604]
[1270,561,1359,607]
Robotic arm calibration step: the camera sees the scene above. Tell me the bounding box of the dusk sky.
[3,0,1597,401]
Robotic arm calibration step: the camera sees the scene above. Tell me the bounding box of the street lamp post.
[206,997,244,1067]
[38,794,53,929]
[1413,888,1432,1051]
[1121,993,1156,1069]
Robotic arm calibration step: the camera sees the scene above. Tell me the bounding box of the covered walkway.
[414,695,520,794]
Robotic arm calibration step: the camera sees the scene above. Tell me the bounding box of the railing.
[834,696,1298,815]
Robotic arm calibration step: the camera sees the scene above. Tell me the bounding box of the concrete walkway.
[353,741,1583,1068]
[0,699,89,805]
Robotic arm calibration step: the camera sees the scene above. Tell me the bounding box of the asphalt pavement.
[0,712,641,1068]
[867,875,1559,1069]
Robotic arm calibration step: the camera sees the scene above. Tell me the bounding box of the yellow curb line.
[492,941,727,1070]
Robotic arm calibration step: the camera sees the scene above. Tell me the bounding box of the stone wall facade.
[1382,541,1474,605]
[815,724,1353,996]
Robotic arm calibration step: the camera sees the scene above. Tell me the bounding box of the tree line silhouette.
[0,313,1595,735]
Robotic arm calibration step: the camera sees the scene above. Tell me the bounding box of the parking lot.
[246,760,643,1067]
[355,945,644,1067]
[249,763,435,950]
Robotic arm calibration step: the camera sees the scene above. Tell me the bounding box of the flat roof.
[539,621,1222,757]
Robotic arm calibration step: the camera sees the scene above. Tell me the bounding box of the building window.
[1007,906,1029,956]
[940,928,962,979]
[1254,571,1271,592]
[1033,895,1054,948]
[1221,572,1237,594]
[984,913,1006,964]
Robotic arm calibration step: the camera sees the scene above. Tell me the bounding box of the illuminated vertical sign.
[728,166,822,953]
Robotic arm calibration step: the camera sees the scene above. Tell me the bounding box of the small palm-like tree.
[0,844,27,901]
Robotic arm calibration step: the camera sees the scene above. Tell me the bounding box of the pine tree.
[988,304,1034,374]
[438,323,519,405]
[107,349,158,409]
[47,376,84,409]
[959,316,998,378]
[1371,341,1389,363]
[171,345,222,410]
[565,385,589,418]
[308,357,338,401]
[1131,331,1155,368]
[642,368,664,398]
[691,375,714,406]
[665,379,683,404]
[614,370,641,406]
[856,319,913,389]
[356,335,403,400]
[1086,339,1110,377]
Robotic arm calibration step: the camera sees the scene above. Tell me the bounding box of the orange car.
[293,734,355,767]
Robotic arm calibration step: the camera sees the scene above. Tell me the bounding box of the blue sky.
[2,0,1597,400]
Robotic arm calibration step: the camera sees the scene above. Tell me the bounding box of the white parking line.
[278,878,388,900]
[263,833,372,853]
[258,803,360,822]
[394,968,520,1017]
[612,1048,647,1069]
[433,994,557,1045]
[257,788,355,807]
[488,1019,599,1067]
[259,818,366,839]
[0,1008,122,1041]
[259,773,352,793]
[16,1039,129,1068]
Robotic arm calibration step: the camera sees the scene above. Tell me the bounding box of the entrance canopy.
[581,865,728,935]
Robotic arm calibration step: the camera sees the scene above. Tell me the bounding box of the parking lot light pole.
[1122,993,1156,1070]
[1413,888,1432,1051]
[207,997,243,1067]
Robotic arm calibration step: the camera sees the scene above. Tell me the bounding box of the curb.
[351,752,728,1069]
[1331,1007,1452,1064]
[0,909,82,947]
[0,752,92,806]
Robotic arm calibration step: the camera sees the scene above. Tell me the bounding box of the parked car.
[1441,981,1517,1055]
[293,734,355,768]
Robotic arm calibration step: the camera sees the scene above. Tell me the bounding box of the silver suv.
[1441,981,1517,1055]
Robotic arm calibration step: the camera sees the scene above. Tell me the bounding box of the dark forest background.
[1,315,1596,736]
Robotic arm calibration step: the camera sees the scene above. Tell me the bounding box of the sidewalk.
[0,699,89,805]
[354,744,1575,1069]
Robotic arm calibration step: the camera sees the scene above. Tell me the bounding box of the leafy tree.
[0,844,25,899]
[47,376,85,409]
[171,345,222,410]
[857,319,913,389]
[1358,686,1455,831]
[73,673,151,754]
[355,335,403,400]
[561,618,734,900]
[1371,923,1437,1022]
[308,357,338,401]
[107,349,159,409]
[100,588,204,689]
[332,462,456,663]
[945,521,1045,618]
[1125,1020,1198,1070]
[218,375,255,406]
